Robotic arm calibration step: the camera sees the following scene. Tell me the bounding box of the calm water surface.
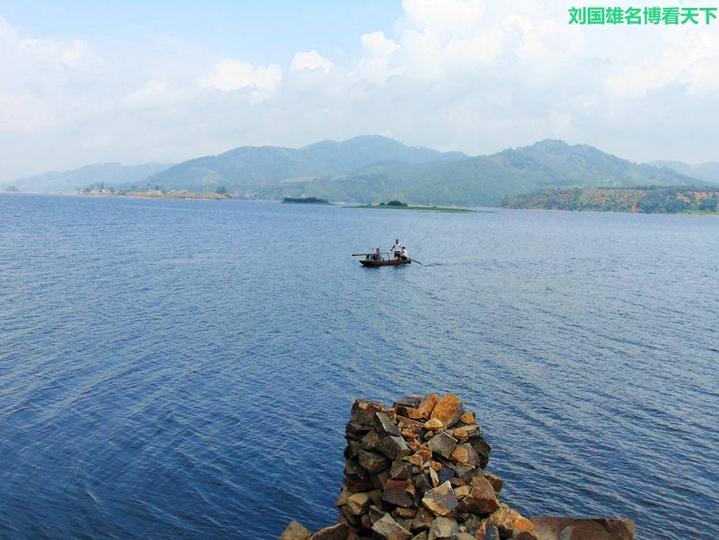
[0,194,717,539]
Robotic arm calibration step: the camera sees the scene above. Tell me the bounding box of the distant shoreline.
[350,203,474,213]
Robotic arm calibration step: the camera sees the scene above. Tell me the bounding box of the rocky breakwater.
[280,394,635,540]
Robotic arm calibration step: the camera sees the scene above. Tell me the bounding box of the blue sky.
[1,1,718,181]
[0,1,402,64]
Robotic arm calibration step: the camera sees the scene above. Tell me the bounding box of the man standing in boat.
[390,238,402,260]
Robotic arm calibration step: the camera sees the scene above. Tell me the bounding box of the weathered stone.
[450,424,479,441]
[279,520,311,540]
[310,522,349,540]
[346,422,373,440]
[382,478,416,508]
[411,507,435,531]
[430,395,463,428]
[347,492,372,515]
[372,513,412,540]
[512,533,537,540]
[455,534,476,540]
[424,418,444,431]
[451,443,481,467]
[369,489,384,506]
[394,395,423,408]
[491,504,534,537]
[413,473,432,498]
[336,486,350,507]
[427,431,458,459]
[372,469,391,491]
[345,458,363,476]
[411,532,428,540]
[459,411,476,425]
[345,441,362,459]
[376,412,402,437]
[351,399,386,426]
[483,472,503,494]
[391,460,413,480]
[428,467,440,487]
[369,505,386,524]
[361,512,373,530]
[394,506,417,519]
[361,428,382,451]
[339,505,361,526]
[453,485,471,499]
[459,514,487,535]
[467,434,491,469]
[528,517,635,540]
[398,416,426,430]
[421,481,458,517]
[474,519,500,540]
[397,406,426,420]
[345,474,374,492]
[377,435,412,460]
[417,394,439,419]
[359,449,389,473]
[438,467,455,484]
[457,475,499,515]
[428,516,459,539]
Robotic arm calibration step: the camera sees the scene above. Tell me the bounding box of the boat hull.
[359,258,411,267]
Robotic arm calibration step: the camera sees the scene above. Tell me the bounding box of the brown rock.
[279,520,311,540]
[369,505,386,524]
[451,443,481,467]
[377,435,412,460]
[361,429,382,451]
[427,431,458,459]
[359,449,389,473]
[346,422,372,440]
[417,394,439,419]
[430,395,463,428]
[394,395,423,408]
[491,504,534,537]
[351,399,386,426]
[450,424,479,441]
[459,411,476,425]
[411,532,428,540]
[372,469,392,491]
[411,507,435,530]
[467,434,491,469]
[424,418,444,431]
[344,458,363,477]
[483,472,503,494]
[335,486,349,507]
[512,534,537,540]
[474,519,500,540]
[391,460,413,480]
[428,516,459,539]
[453,485,471,499]
[421,481,458,517]
[413,473,432,497]
[310,522,349,540]
[383,478,416,508]
[376,412,402,436]
[455,534,476,540]
[457,475,499,515]
[394,506,417,519]
[529,517,635,540]
[345,474,373,492]
[347,491,372,515]
[372,513,412,540]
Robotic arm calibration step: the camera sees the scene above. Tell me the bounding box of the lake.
[0,194,717,539]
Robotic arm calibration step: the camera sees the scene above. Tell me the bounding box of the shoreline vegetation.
[282,197,329,204]
[504,186,719,215]
[78,184,232,200]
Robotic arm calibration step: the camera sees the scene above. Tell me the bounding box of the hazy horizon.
[1,0,718,182]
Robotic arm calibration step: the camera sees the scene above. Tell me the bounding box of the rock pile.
[280,394,635,540]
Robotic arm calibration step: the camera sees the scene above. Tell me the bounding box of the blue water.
[0,194,717,539]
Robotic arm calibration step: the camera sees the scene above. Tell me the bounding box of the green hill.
[251,139,697,206]
[647,160,719,185]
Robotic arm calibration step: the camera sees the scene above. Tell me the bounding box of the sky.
[1,0,718,181]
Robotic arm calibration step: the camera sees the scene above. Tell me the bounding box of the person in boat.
[400,246,409,261]
[390,239,402,260]
[374,247,382,261]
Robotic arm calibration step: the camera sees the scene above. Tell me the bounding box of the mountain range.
[4,162,170,194]
[647,160,719,185]
[3,136,714,206]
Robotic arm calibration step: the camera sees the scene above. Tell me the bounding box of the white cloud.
[360,31,400,56]
[2,2,719,181]
[202,59,282,102]
[290,50,334,72]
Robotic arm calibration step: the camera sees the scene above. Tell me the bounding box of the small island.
[78,183,232,200]
[282,197,330,204]
[353,200,474,213]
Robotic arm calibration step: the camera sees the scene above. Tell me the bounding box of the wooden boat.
[360,257,411,267]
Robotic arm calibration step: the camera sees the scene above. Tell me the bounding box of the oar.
[352,253,369,257]
[410,258,423,265]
